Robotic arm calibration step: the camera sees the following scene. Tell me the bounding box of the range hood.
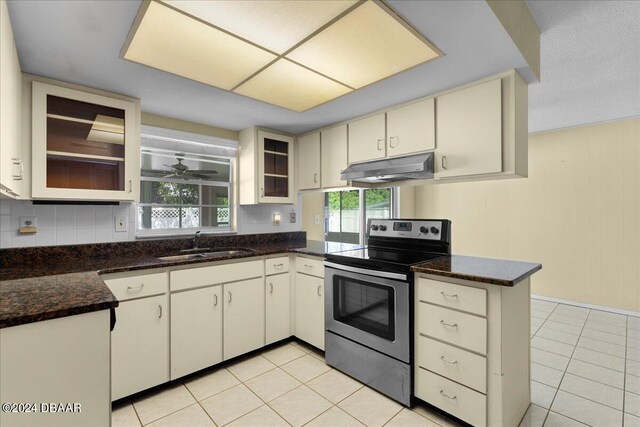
[340,152,434,183]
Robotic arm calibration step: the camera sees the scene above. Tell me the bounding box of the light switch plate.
[290,212,296,223]
[114,216,128,232]
[314,215,320,225]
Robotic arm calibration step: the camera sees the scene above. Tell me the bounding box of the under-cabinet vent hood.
[340,152,434,183]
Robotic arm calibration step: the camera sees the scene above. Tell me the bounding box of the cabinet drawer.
[103,271,168,302]
[418,302,487,355]
[266,256,290,275]
[417,335,486,393]
[418,278,486,316]
[415,368,486,427]
[171,259,264,291]
[296,257,324,278]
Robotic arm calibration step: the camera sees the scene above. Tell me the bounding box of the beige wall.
[415,118,640,312]
[301,192,324,241]
[141,112,239,141]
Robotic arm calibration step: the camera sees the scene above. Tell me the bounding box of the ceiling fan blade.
[162,164,177,170]
[188,169,219,174]
[162,173,178,178]
[186,172,210,179]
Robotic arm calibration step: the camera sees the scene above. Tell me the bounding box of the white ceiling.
[526,0,640,133]
[6,0,639,135]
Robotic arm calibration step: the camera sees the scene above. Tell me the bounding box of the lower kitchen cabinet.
[223,278,265,360]
[414,274,530,427]
[266,272,291,345]
[0,310,111,427]
[295,270,325,350]
[171,285,223,380]
[110,294,169,401]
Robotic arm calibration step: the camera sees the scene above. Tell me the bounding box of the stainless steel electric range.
[324,218,451,406]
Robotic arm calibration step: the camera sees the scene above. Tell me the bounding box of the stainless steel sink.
[157,248,255,261]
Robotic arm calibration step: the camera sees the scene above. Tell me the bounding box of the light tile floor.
[113,300,640,427]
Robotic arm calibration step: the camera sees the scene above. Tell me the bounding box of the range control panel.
[368,219,446,240]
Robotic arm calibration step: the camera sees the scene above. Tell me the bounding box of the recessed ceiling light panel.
[286,1,441,89]
[122,1,277,90]
[233,59,352,112]
[162,0,358,54]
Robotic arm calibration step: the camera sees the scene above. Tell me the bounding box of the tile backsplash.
[0,197,301,249]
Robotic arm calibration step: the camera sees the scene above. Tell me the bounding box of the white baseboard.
[532,294,640,318]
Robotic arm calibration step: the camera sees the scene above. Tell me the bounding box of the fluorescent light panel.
[122,0,441,112]
[123,1,276,90]
[162,0,358,54]
[234,59,352,112]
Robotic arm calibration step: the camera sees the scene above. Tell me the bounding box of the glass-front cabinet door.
[257,130,294,203]
[31,81,140,200]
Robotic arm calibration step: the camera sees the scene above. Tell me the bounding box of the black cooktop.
[325,246,446,275]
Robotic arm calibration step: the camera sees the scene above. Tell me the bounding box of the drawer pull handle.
[158,305,163,319]
[273,263,284,268]
[317,285,322,296]
[269,283,274,293]
[313,173,319,183]
[127,284,144,292]
[440,320,458,328]
[440,291,458,299]
[440,356,458,365]
[228,292,232,303]
[304,264,313,268]
[439,390,457,400]
[214,294,218,306]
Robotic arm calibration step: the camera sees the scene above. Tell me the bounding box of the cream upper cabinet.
[223,278,265,360]
[386,98,435,157]
[171,285,223,380]
[321,124,348,188]
[435,78,503,179]
[265,272,291,345]
[348,113,386,164]
[239,127,295,204]
[31,81,141,201]
[297,132,320,190]
[0,0,23,197]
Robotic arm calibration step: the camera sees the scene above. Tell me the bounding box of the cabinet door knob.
[313,173,318,183]
[127,284,144,292]
[377,139,384,151]
[214,293,218,306]
[260,187,264,197]
[228,292,232,303]
[11,158,23,180]
[158,305,163,319]
[128,180,133,192]
[439,390,457,400]
[441,156,447,170]
[269,283,274,293]
[440,291,458,299]
[317,285,322,296]
[440,355,458,365]
[440,320,458,328]
[389,136,398,148]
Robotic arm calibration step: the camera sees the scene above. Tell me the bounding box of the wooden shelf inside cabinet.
[46,150,125,163]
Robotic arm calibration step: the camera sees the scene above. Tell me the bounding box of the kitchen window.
[137,126,237,236]
[324,188,396,244]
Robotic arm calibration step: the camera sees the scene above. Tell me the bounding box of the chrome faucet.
[193,231,201,249]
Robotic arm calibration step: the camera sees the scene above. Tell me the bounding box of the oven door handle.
[324,262,407,281]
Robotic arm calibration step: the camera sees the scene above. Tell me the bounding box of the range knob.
[419,226,429,234]
[430,226,439,234]
[371,224,379,231]
[379,225,387,231]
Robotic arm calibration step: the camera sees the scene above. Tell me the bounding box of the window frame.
[135,126,237,238]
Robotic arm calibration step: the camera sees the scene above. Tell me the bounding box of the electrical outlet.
[114,216,128,232]
[19,216,37,234]
[314,214,320,225]
[290,211,296,223]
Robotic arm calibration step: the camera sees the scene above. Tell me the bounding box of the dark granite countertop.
[411,255,542,286]
[0,234,361,329]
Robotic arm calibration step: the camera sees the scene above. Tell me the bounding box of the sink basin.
[157,248,255,261]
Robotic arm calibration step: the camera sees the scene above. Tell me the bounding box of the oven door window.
[333,275,395,341]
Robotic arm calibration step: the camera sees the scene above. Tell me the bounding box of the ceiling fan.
[142,153,219,180]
